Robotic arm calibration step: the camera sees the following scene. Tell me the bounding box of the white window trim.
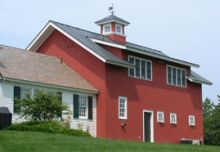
[157,111,165,123]
[103,23,112,35]
[189,115,196,126]
[118,96,127,120]
[115,23,123,35]
[78,94,88,120]
[170,113,177,124]
[166,65,187,88]
[128,55,153,81]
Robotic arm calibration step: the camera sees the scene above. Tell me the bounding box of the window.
[14,86,32,113]
[189,115,195,126]
[20,87,32,99]
[167,66,186,87]
[73,95,93,120]
[115,24,123,34]
[157,111,165,123]
[170,113,177,124]
[103,24,111,34]
[128,56,152,80]
[14,86,62,113]
[118,96,127,119]
[78,95,88,119]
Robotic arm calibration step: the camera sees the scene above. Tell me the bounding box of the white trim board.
[91,39,126,49]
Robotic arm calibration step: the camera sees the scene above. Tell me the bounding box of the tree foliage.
[17,92,68,122]
[203,96,220,145]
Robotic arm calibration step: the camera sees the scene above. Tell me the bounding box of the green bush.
[6,121,91,137]
[16,92,68,122]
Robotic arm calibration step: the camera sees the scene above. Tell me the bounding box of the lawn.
[0,131,219,152]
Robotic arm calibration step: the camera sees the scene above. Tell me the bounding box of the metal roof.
[95,15,130,26]
[50,21,132,68]
[126,42,168,57]
[187,71,212,85]
[27,20,199,68]
[0,44,98,93]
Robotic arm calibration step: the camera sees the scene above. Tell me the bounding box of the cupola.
[95,9,130,44]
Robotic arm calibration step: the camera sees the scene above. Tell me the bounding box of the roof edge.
[187,77,213,86]
[95,19,130,26]
[2,77,99,94]
[126,46,200,68]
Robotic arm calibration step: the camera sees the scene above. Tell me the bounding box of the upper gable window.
[128,56,152,80]
[167,65,186,87]
[103,24,111,34]
[115,24,123,34]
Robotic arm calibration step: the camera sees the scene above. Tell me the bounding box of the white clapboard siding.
[0,82,97,137]
[0,82,24,123]
[62,91,97,137]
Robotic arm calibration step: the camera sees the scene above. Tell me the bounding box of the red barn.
[26,14,212,144]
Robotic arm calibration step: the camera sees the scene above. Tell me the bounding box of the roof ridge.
[49,20,106,38]
[0,44,24,51]
[0,44,62,62]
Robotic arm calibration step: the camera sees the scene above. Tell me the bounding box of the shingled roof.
[0,44,98,94]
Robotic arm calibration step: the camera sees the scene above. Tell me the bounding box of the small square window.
[115,24,123,34]
[157,111,165,123]
[170,113,177,124]
[103,24,111,34]
[189,115,195,126]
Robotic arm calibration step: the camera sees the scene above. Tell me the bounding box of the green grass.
[0,131,219,152]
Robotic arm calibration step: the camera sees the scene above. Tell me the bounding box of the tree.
[203,98,214,118]
[203,98,214,144]
[203,96,220,145]
[17,92,68,122]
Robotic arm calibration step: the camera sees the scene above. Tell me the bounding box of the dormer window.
[103,24,111,34]
[115,24,123,34]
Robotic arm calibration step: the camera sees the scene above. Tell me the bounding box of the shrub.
[6,121,91,137]
[16,92,68,122]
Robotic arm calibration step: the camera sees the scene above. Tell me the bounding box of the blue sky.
[1,0,219,103]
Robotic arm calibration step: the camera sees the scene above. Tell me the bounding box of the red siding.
[36,30,203,144]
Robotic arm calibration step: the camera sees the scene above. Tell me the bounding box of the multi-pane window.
[128,56,152,80]
[115,24,123,34]
[20,87,32,99]
[167,66,186,87]
[170,113,177,124]
[118,96,127,119]
[157,111,165,123]
[78,95,88,119]
[103,24,111,34]
[189,115,195,126]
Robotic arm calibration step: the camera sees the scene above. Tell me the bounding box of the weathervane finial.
[108,3,115,15]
